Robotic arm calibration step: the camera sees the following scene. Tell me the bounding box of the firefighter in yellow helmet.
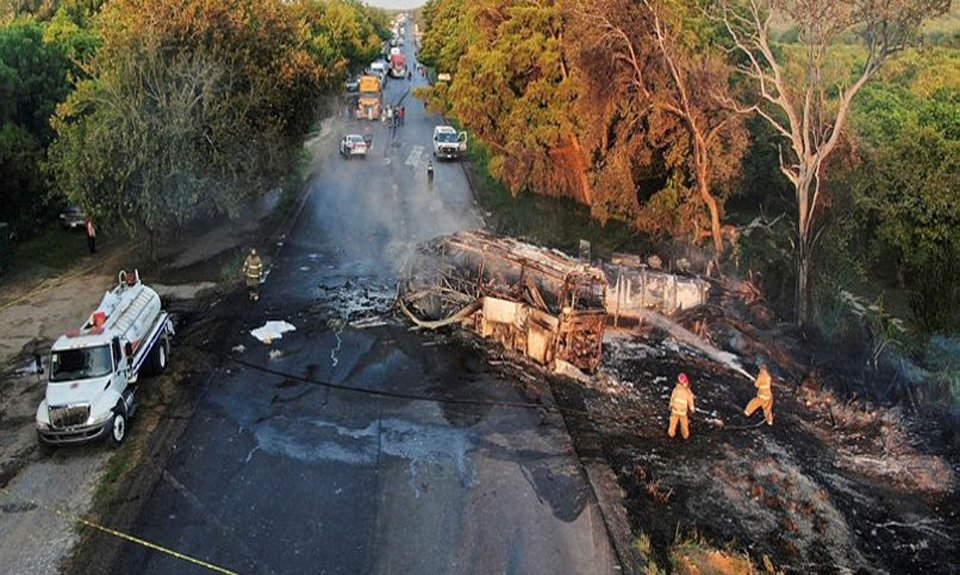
[743,363,774,425]
[667,372,696,440]
[242,248,263,301]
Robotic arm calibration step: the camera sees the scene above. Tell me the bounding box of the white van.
[369,61,387,79]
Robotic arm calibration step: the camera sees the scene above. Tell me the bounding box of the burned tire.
[107,404,127,447]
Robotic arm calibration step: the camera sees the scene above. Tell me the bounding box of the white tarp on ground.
[250,320,296,344]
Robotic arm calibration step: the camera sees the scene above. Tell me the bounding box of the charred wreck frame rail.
[398,231,607,372]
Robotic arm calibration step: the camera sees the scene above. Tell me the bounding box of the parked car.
[339,134,368,158]
[344,76,360,93]
[60,206,87,230]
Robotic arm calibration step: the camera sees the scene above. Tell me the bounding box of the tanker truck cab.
[36,270,174,447]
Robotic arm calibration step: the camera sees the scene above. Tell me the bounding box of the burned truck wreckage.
[397,231,710,372]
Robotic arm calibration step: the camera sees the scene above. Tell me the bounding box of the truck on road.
[433,126,468,160]
[36,270,174,447]
[356,75,382,120]
[390,53,407,78]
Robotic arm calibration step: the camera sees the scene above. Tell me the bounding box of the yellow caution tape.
[0,487,237,575]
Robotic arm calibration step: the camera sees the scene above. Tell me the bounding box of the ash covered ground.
[544,290,960,573]
[464,280,959,573]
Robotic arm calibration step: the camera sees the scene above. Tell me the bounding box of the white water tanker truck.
[36,270,174,447]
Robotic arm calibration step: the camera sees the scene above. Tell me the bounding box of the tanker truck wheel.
[150,336,170,374]
[107,403,127,447]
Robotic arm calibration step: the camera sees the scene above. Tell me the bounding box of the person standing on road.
[743,363,774,425]
[242,248,264,302]
[667,372,696,440]
[400,106,405,125]
[85,218,96,254]
[427,160,434,187]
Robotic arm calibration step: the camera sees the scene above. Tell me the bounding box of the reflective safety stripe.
[671,393,688,415]
[755,372,772,400]
[244,259,263,279]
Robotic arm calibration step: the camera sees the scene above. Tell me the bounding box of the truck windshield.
[437,132,458,143]
[50,345,113,382]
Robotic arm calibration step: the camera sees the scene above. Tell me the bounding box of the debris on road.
[312,277,395,324]
[250,320,296,344]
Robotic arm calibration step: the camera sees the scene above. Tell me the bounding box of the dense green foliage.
[0,0,385,247]
[417,0,466,74]
[0,17,72,237]
[49,0,333,239]
[845,52,960,332]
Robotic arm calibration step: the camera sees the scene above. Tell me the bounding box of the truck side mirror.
[34,353,44,375]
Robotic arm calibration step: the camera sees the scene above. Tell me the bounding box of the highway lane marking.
[405,145,424,167]
[0,486,238,575]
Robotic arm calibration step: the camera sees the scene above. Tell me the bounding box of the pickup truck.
[433,126,468,160]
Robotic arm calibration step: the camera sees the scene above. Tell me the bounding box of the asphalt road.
[106,31,617,575]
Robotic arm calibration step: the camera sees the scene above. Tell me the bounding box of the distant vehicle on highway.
[369,61,387,80]
[339,134,368,158]
[390,53,407,78]
[60,205,87,229]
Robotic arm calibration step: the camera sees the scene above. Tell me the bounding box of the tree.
[418,0,468,74]
[848,78,960,332]
[448,0,593,203]
[0,17,72,236]
[718,0,951,325]
[292,0,387,79]
[48,0,334,252]
[577,0,747,253]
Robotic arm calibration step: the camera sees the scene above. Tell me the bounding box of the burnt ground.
[542,294,960,573]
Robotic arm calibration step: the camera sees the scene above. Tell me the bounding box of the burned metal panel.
[604,264,710,323]
[556,310,606,372]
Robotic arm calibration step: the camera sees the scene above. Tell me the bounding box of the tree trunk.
[699,179,723,254]
[695,146,723,253]
[794,165,816,327]
[569,135,594,205]
[796,239,811,327]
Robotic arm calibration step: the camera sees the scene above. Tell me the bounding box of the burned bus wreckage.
[397,231,711,373]
[398,231,607,372]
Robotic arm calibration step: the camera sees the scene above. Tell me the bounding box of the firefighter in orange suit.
[668,372,696,439]
[242,248,263,301]
[743,363,774,425]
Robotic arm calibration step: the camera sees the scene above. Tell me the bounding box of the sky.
[364,0,424,10]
